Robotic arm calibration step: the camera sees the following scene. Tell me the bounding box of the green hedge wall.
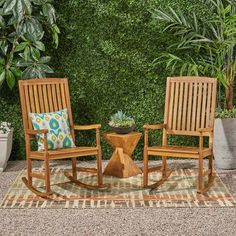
[0,0,209,160]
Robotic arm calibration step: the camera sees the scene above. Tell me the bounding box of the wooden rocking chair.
[143,76,217,194]
[19,78,105,197]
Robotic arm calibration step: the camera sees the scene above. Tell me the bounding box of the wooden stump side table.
[103,132,142,178]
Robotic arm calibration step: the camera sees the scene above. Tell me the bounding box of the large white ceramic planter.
[213,118,236,169]
[0,129,13,172]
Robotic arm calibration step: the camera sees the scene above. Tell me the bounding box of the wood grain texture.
[18,78,104,196]
[143,76,217,193]
[104,132,142,178]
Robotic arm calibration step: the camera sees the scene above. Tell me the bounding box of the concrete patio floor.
[0,160,236,236]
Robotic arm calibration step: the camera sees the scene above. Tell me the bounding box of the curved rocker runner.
[19,78,106,197]
[143,77,217,194]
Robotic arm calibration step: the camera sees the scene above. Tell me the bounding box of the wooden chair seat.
[143,76,217,194]
[30,146,98,160]
[19,78,105,197]
[147,145,212,158]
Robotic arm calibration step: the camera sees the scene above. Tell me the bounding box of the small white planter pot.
[0,129,13,172]
[213,118,236,169]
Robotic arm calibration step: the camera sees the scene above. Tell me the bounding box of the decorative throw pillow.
[30,109,75,151]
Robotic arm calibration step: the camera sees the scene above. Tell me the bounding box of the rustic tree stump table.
[103,132,142,178]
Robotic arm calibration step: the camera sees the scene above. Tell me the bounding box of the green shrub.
[0,0,212,160]
[215,108,236,119]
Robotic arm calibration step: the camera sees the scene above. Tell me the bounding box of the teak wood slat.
[201,83,207,128]
[181,82,188,130]
[143,76,217,194]
[42,84,49,112]
[168,81,175,129]
[33,85,40,113]
[196,83,202,130]
[19,78,105,197]
[191,83,198,131]
[186,82,193,131]
[56,83,62,110]
[46,84,54,111]
[172,82,179,130]
[51,84,58,111]
[37,85,45,113]
[177,82,183,130]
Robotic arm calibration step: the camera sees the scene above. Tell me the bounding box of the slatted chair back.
[164,76,217,137]
[19,78,75,140]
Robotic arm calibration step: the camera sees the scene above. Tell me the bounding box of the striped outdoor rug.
[1,166,235,209]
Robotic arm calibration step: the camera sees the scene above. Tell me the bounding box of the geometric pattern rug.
[1,166,235,209]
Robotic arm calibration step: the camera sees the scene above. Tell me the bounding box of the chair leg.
[197,158,203,193]
[143,149,148,187]
[209,154,213,178]
[97,147,103,187]
[44,158,51,195]
[72,158,77,180]
[64,149,108,190]
[162,157,167,178]
[27,158,33,187]
[22,157,53,198]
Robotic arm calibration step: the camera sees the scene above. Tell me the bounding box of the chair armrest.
[198,128,213,152]
[26,129,48,135]
[74,124,101,147]
[197,127,213,135]
[143,124,166,147]
[143,124,166,130]
[26,129,49,152]
[74,124,101,130]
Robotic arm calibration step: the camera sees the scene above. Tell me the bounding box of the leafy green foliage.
[0,0,210,160]
[0,0,60,89]
[215,107,236,118]
[109,111,135,128]
[152,0,236,109]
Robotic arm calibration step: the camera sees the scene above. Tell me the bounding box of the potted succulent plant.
[0,122,13,172]
[109,111,135,134]
[214,109,236,169]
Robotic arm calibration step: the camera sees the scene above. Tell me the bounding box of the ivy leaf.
[0,71,5,87]
[0,41,8,56]
[6,69,15,89]
[30,47,40,61]
[22,66,33,79]
[0,0,5,7]
[7,16,17,26]
[51,24,60,48]
[3,0,16,14]
[15,42,27,52]
[15,0,24,22]
[0,16,5,28]
[22,0,32,15]
[22,33,37,44]
[24,46,30,61]
[39,56,51,64]
[22,66,44,79]
[10,67,22,78]
[16,59,31,67]
[0,57,5,65]
[42,3,56,25]
[35,41,45,51]
[38,64,54,73]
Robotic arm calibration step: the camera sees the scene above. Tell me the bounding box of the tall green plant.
[0,0,60,89]
[152,0,236,110]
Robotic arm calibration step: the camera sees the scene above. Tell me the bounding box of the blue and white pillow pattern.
[30,109,75,151]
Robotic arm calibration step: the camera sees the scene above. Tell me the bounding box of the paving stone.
[0,160,235,236]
